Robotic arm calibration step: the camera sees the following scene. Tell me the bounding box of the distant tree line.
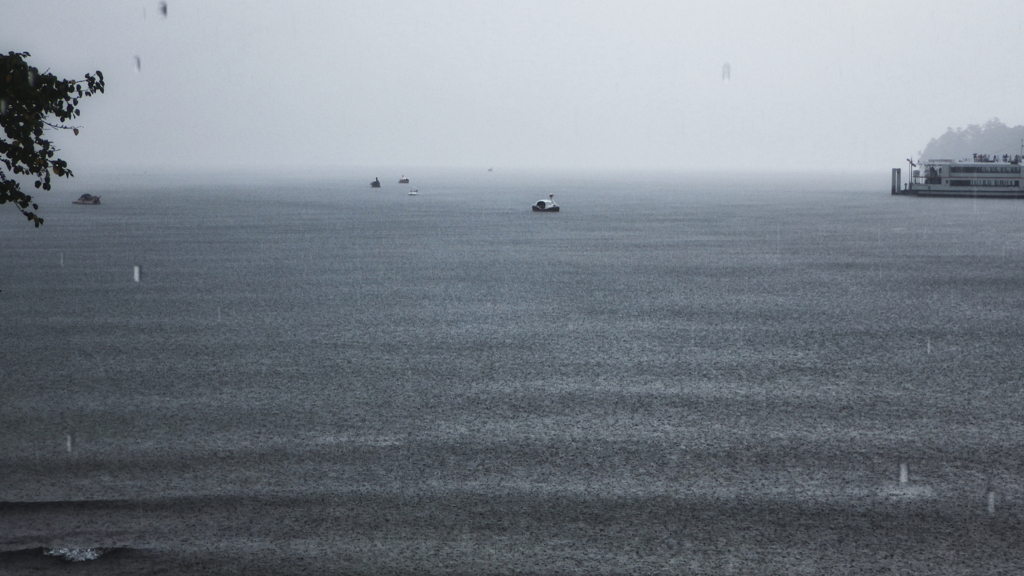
[919,119,1024,161]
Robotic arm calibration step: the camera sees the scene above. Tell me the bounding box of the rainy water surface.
[2,170,1023,574]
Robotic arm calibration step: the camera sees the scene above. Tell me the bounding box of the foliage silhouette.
[1,51,104,227]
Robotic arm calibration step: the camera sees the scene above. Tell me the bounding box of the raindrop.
[159,1,168,17]
[722,63,730,83]
[134,56,141,72]
[27,69,35,87]
[0,99,6,115]
[133,265,141,283]
[66,432,74,454]
[899,462,908,484]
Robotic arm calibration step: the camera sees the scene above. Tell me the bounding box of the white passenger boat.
[893,153,1024,197]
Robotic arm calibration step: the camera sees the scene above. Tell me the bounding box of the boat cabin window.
[950,165,1021,174]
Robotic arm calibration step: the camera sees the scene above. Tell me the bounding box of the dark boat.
[371,178,381,188]
[532,194,559,212]
[72,194,100,205]
[399,175,410,184]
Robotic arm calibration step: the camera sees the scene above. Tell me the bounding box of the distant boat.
[408,188,418,195]
[488,168,493,172]
[72,194,100,205]
[371,178,381,188]
[532,194,559,212]
[399,175,410,184]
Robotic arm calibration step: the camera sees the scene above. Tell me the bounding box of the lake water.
[2,170,1023,574]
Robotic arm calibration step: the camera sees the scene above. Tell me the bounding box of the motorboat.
[408,188,418,195]
[371,178,381,188]
[72,194,100,205]
[399,175,410,184]
[532,194,559,212]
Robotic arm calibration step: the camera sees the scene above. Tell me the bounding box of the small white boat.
[408,188,418,195]
[532,194,559,212]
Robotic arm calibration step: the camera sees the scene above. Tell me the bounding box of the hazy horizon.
[4,0,1023,175]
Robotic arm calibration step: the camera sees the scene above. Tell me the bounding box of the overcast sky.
[4,0,1024,173]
